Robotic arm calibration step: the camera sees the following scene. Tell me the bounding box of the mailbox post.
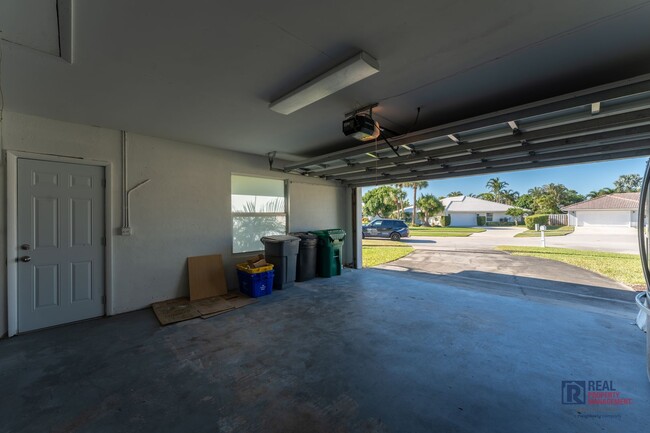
[540,225,547,247]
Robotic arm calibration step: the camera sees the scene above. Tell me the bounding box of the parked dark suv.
[362,219,410,241]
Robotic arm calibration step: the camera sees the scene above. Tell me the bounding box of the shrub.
[486,221,516,227]
[476,216,486,226]
[524,214,549,230]
[439,215,451,227]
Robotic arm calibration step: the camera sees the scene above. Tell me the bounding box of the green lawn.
[496,246,644,288]
[362,239,413,268]
[408,226,485,237]
[514,225,574,237]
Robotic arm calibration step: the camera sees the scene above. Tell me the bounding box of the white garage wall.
[289,181,353,267]
[0,112,351,336]
[289,182,345,230]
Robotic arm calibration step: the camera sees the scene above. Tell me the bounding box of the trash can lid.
[325,229,346,240]
[290,232,318,240]
[309,229,345,241]
[260,235,301,243]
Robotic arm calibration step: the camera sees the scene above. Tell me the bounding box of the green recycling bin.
[309,229,346,277]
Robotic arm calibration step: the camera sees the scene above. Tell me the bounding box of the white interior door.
[17,159,105,333]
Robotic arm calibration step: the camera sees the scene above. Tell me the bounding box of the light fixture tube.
[269,52,380,115]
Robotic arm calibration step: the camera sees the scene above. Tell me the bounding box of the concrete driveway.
[378,247,638,315]
[542,226,639,254]
[387,226,641,310]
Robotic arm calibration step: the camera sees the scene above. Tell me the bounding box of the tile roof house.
[561,193,640,227]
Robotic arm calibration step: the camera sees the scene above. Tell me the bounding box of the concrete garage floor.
[1,269,648,432]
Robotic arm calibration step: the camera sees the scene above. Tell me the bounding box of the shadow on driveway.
[375,249,637,316]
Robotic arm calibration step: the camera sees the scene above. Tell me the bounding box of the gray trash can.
[261,235,300,290]
[290,232,318,282]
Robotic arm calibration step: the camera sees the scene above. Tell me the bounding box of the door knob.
[21,256,31,263]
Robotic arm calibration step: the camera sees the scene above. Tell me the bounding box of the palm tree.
[477,192,496,202]
[417,194,443,226]
[586,187,614,199]
[393,183,407,219]
[447,191,464,197]
[501,189,519,205]
[528,186,544,198]
[388,186,407,220]
[404,181,429,225]
[614,174,642,192]
[486,177,509,203]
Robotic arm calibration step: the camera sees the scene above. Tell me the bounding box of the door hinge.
[101,236,106,246]
[102,178,106,188]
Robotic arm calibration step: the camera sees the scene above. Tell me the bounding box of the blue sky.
[363,157,649,197]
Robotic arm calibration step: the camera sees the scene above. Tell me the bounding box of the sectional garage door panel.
[450,213,477,227]
[577,210,631,227]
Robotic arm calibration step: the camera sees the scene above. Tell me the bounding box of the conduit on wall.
[121,130,150,236]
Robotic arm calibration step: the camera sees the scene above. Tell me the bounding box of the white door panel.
[17,159,105,332]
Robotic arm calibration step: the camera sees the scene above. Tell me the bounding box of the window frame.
[231,174,289,254]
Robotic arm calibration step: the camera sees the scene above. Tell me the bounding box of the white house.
[562,193,639,227]
[440,196,523,227]
[404,196,523,226]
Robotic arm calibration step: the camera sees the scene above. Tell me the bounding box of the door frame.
[6,151,114,337]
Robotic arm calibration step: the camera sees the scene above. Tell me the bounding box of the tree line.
[362,173,642,223]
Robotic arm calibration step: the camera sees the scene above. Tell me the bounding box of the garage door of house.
[451,213,477,227]
[577,210,631,227]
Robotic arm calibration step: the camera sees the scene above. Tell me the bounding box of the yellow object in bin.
[236,262,274,274]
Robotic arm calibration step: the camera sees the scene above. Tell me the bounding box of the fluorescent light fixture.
[270,52,380,115]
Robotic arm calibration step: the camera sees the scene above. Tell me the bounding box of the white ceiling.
[2,0,650,158]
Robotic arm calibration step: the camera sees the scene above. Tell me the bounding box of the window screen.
[232,175,286,253]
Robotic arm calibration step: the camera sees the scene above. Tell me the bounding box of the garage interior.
[1,1,650,431]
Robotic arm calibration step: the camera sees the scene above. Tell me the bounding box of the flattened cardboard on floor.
[151,298,201,325]
[152,292,258,325]
[222,292,258,309]
[193,296,235,316]
[188,254,228,300]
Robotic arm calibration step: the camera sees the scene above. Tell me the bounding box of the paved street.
[404,226,640,254]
